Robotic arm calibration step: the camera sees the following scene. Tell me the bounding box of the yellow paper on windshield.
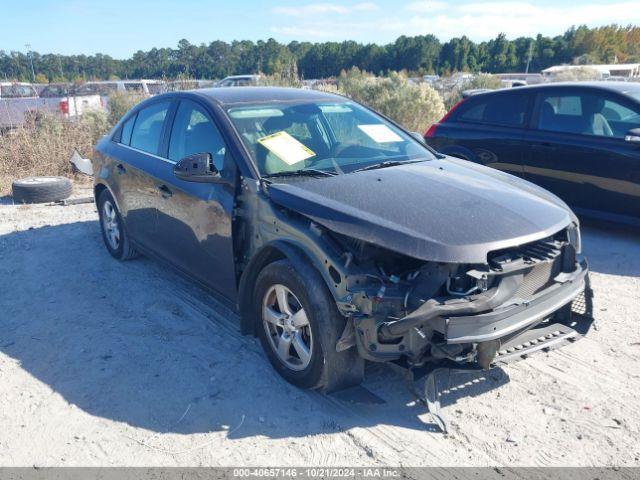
[358,124,403,143]
[257,131,315,165]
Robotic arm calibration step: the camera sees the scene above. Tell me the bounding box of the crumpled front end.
[334,225,593,370]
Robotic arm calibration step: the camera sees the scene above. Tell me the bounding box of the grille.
[490,238,564,300]
[516,257,562,298]
[571,289,588,315]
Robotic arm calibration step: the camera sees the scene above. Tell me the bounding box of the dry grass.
[0,112,110,195]
[107,91,146,125]
[0,92,149,196]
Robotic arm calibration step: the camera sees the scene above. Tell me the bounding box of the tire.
[255,259,364,392]
[97,189,138,261]
[12,176,72,204]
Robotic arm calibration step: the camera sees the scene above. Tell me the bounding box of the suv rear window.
[124,83,144,92]
[457,93,529,127]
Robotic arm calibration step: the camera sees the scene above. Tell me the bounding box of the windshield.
[226,100,435,176]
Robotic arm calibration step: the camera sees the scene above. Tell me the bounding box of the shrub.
[0,111,109,195]
[550,67,602,82]
[467,73,502,90]
[440,73,502,110]
[257,73,303,88]
[107,91,146,126]
[333,68,446,133]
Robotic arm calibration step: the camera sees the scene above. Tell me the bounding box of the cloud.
[404,1,447,12]
[392,1,640,41]
[273,2,378,17]
[270,0,640,42]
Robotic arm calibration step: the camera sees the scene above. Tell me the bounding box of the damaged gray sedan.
[92,87,592,397]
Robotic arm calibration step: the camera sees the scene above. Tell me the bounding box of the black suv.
[425,82,640,226]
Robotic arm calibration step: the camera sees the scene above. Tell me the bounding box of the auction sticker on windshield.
[257,131,316,165]
[358,124,403,143]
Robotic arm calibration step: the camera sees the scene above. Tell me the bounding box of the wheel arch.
[439,145,474,162]
[94,182,108,207]
[238,239,336,336]
[94,181,123,214]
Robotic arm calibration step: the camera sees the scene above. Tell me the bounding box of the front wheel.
[255,259,364,392]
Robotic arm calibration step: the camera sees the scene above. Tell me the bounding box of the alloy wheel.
[262,284,313,371]
[102,200,120,250]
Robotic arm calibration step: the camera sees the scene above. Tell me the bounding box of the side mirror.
[624,128,640,144]
[173,152,223,183]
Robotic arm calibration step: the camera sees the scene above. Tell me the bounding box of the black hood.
[267,157,575,264]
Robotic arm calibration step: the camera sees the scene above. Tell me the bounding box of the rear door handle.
[157,184,172,198]
[116,163,126,174]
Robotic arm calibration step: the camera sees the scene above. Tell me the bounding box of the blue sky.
[3,0,639,58]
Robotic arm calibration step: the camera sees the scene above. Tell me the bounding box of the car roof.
[471,81,640,98]
[192,86,345,106]
[86,79,161,84]
[222,74,260,80]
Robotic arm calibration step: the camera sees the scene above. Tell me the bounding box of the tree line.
[2,24,639,83]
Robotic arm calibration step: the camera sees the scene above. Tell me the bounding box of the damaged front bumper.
[443,258,588,344]
[353,254,592,369]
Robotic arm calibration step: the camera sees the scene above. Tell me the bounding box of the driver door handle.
[157,184,172,198]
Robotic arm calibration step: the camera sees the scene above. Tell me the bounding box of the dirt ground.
[0,188,639,467]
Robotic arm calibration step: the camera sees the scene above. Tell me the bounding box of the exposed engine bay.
[321,224,589,371]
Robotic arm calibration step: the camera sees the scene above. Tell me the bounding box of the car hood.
[267,157,575,264]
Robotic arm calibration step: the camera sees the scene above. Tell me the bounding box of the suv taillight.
[424,124,438,138]
[424,98,466,139]
[59,99,69,115]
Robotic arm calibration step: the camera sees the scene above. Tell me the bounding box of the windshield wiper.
[262,168,337,179]
[352,158,427,173]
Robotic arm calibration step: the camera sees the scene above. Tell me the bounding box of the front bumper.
[445,259,588,344]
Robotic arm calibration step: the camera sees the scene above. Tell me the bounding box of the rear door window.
[457,93,529,127]
[537,92,640,138]
[120,114,137,145]
[129,101,170,154]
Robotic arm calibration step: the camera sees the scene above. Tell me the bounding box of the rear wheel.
[97,189,138,261]
[255,259,364,392]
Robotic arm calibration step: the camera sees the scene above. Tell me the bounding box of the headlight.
[567,224,582,254]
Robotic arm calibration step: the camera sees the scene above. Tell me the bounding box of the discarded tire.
[11,176,73,204]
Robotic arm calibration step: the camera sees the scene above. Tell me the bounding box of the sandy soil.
[0,189,639,467]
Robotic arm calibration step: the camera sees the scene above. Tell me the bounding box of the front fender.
[237,239,341,336]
